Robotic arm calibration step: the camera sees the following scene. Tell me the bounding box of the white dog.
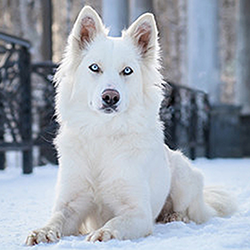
[26,6,236,245]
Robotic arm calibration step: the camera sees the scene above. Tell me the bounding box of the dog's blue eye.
[89,63,100,73]
[122,67,133,76]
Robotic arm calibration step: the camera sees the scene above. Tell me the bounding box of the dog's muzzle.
[101,89,120,113]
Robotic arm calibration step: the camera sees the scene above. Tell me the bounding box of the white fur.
[26,6,236,246]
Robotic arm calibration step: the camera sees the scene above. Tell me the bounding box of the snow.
[1,158,250,250]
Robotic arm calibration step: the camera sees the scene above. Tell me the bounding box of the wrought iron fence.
[0,32,211,174]
[160,83,210,160]
[0,33,32,173]
[31,61,58,165]
[0,33,58,173]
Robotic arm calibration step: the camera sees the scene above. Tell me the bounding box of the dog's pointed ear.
[71,6,106,48]
[124,13,158,58]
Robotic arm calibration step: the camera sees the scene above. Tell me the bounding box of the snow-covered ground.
[1,158,250,250]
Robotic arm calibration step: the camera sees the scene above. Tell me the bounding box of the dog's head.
[55,6,162,124]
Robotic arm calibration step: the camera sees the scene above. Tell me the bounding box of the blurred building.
[101,0,250,115]
[0,0,249,114]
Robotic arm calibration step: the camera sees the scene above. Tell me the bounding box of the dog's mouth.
[100,105,118,114]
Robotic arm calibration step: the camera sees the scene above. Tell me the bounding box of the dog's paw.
[166,212,190,223]
[25,227,61,246]
[159,212,190,224]
[86,228,117,242]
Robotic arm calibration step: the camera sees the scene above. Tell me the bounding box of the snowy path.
[1,158,250,250]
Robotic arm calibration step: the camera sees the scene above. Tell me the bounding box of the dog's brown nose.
[102,89,120,107]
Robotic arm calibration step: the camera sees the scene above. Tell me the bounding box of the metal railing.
[0,32,32,173]
[160,82,210,160]
[31,61,58,165]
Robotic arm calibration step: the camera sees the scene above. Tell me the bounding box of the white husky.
[26,6,236,245]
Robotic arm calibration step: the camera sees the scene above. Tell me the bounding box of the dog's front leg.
[86,209,153,242]
[86,179,153,242]
[25,193,90,246]
[25,210,65,245]
[26,165,91,245]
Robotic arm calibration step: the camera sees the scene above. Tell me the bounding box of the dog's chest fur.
[67,129,148,188]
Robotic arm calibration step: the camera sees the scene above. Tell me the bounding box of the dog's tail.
[203,186,237,218]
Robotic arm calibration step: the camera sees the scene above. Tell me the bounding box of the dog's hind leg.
[164,148,236,224]
[156,195,190,223]
[164,148,217,224]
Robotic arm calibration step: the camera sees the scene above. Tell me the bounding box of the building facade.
[0,0,249,113]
